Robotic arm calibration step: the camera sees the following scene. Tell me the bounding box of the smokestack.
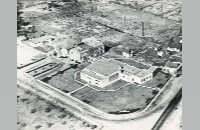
[142,22,145,36]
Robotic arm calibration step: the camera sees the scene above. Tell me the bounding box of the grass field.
[46,64,89,93]
[89,80,129,91]
[143,71,171,89]
[71,84,158,114]
[17,86,99,130]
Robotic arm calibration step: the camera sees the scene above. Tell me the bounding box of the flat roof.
[81,69,104,80]
[83,58,157,78]
[169,56,182,63]
[168,42,182,49]
[85,58,121,76]
[115,59,149,69]
[82,37,103,47]
[166,62,180,68]
[78,43,91,52]
[135,66,157,77]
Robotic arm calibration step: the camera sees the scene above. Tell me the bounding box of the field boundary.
[17,70,172,121]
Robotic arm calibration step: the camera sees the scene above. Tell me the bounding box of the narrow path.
[151,88,182,130]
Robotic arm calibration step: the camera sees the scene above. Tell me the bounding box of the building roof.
[115,59,149,69]
[78,43,91,52]
[82,37,103,47]
[169,56,182,63]
[135,66,157,77]
[81,69,104,80]
[85,58,121,76]
[168,42,182,49]
[172,36,182,44]
[166,62,180,68]
[83,58,157,78]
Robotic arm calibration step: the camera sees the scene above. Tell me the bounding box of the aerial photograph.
[17,0,182,130]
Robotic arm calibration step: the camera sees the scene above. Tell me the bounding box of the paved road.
[151,88,182,130]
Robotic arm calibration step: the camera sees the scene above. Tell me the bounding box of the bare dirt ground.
[18,0,181,53]
[160,99,182,130]
[17,86,99,130]
[17,43,46,68]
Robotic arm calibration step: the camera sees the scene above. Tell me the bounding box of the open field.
[89,80,129,91]
[44,64,89,93]
[17,86,99,130]
[72,84,158,114]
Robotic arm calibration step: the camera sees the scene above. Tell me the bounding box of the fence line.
[17,70,172,121]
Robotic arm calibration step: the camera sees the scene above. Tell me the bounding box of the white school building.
[80,58,157,88]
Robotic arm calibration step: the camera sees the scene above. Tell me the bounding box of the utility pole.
[142,22,145,36]
[89,0,93,12]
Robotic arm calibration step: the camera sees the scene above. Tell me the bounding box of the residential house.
[55,37,105,62]
[80,58,157,88]
[157,51,164,57]
[68,37,105,62]
[169,56,182,64]
[122,49,138,58]
[167,39,182,52]
[146,42,162,51]
[163,62,181,74]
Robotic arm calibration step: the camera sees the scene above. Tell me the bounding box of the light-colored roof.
[114,59,157,77]
[115,59,149,69]
[85,58,121,76]
[83,58,157,78]
[166,62,180,68]
[81,69,104,80]
[82,37,103,47]
[135,66,157,77]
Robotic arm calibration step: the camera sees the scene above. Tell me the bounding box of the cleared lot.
[72,84,158,114]
[79,2,180,42]
[17,44,46,69]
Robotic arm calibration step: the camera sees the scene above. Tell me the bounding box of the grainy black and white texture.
[17,0,182,130]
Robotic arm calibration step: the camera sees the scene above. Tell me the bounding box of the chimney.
[142,22,145,36]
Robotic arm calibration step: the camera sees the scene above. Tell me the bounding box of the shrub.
[62,121,67,125]
[90,125,97,129]
[20,98,29,102]
[47,123,54,128]
[58,114,67,119]
[45,107,51,113]
[83,100,90,104]
[62,90,69,93]
[35,125,42,129]
[30,109,37,114]
[152,90,158,95]
[21,123,27,127]
[157,84,164,88]
[59,107,65,112]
